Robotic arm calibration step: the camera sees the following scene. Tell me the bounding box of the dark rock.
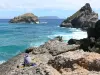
[68,38,96,52]
[87,27,96,39]
[87,20,100,39]
[9,13,39,24]
[60,3,98,30]
[25,47,34,53]
[79,38,92,51]
[95,20,100,33]
[68,39,80,45]
[68,20,100,53]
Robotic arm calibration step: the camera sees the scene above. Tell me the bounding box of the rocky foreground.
[60,3,98,30]
[9,13,39,24]
[0,37,100,75]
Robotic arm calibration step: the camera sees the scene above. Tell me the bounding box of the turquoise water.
[0,19,87,63]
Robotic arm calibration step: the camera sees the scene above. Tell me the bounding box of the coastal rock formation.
[60,3,98,30]
[9,13,39,24]
[1,38,100,75]
[87,20,100,39]
[26,37,79,56]
[48,50,100,75]
[68,20,100,53]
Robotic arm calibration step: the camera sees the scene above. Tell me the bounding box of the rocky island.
[9,13,39,24]
[60,3,98,30]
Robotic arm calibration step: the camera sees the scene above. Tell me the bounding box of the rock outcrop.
[60,3,98,30]
[9,13,39,24]
[68,20,100,53]
[1,38,100,75]
[87,20,100,39]
[48,50,100,75]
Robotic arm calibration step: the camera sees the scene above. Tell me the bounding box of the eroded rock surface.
[0,38,100,75]
[48,50,100,75]
[60,3,98,30]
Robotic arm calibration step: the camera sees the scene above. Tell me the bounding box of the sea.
[0,19,87,64]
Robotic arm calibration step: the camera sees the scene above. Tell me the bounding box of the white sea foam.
[29,29,87,47]
[0,60,5,64]
[48,29,87,42]
[72,31,87,39]
[57,26,60,27]
[30,42,45,47]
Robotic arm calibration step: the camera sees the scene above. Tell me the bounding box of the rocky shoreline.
[1,3,100,75]
[68,20,100,53]
[1,36,100,75]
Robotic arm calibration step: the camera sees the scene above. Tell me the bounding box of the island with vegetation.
[9,13,39,24]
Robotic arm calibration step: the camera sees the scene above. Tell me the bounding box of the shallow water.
[0,19,87,63]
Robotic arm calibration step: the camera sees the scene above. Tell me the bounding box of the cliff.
[0,37,100,75]
[9,13,39,24]
[60,3,98,30]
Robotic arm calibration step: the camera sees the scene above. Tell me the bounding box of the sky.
[0,0,100,19]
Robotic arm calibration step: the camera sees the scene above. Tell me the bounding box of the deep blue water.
[0,19,87,63]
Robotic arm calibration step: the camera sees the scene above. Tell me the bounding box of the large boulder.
[87,20,100,39]
[9,13,39,24]
[60,3,98,30]
[40,39,79,56]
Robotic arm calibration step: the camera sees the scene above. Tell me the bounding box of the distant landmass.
[9,13,39,24]
[39,16,60,19]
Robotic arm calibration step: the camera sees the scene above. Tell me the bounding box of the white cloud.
[0,0,100,10]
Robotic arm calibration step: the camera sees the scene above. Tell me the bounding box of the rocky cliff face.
[1,37,100,75]
[60,3,98,30]
[9,13,39,24]
[68,20,100,53]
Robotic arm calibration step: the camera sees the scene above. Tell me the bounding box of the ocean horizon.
[0,19,87,64]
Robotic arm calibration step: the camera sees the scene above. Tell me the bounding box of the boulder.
[9,13,39,24]
[60,3,98,30]
[68,38,96,52]
[68,39,80,45]
[48,50,100,75]
[87,20,100,39]
[40,39,79,56]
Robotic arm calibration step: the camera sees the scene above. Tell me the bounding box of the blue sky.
[0,0,100,19]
